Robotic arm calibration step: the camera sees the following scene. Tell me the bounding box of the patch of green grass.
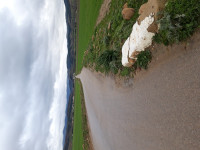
[73,79,92,150]
[73,80,84,150]
[76,0,103,73]
[154,0,200,45]
[136,50,152,69]
[96,50,121,74]
[73,0,103,150]
[120,68,130,76]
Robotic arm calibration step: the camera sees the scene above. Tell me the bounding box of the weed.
[154,0,200,45]
[120,68,130,76]
[96,50,121,74]
[136,50,152,69]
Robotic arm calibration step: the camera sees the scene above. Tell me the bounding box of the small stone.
[122,8,134,20]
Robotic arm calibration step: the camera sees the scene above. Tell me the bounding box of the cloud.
[0,0,68,150]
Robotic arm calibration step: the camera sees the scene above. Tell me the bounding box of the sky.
[0,0,68,150]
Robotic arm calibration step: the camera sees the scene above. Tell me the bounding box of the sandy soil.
[77,29,200,150]
[96,0,111,26]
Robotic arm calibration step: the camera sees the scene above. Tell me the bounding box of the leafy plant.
[136,50,152,69]
[154,0,200,45]
[103,34,111,47]
[96,50,121,74]
[120,68,130,76]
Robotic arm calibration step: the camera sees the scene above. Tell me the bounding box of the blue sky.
[0,0,68,149]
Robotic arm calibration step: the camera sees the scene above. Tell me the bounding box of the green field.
[73,80,83,150]
[76,0,103,73]
[72,0,103,150]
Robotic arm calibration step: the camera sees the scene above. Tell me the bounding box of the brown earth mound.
[138,0,167,33]
[122,8,135,20]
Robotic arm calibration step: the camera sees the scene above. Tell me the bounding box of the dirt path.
[96,0,111,26]
[78,29,200,150]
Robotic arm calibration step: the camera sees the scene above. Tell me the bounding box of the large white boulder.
[121,13,155,67]
[122,38,132,67]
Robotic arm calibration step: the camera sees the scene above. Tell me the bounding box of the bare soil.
[138,0,167,33]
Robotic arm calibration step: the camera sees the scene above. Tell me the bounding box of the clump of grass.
[154,0,200,45]
[136,50,152,69]
[120,68,130,76]
[96,50,121,74]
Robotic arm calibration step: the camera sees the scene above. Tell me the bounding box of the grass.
[73,80,84,150]
[73,79,92,150]
[76,0,103,73]
[154,0,200,45]
[83,0,149,76]
[136,50,152,70]
[73,0,103,150]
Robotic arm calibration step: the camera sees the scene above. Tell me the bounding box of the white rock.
[121,37,132,67]
[121,13,155,67]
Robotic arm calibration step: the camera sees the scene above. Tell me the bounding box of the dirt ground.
[78,29,200,150]
[138,0,167,33]
[96,0,111,26]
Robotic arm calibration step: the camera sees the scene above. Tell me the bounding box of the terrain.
[72,0,200,149]
[78,29,200,150]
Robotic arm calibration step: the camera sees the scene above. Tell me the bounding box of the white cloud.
[0,0,68,150]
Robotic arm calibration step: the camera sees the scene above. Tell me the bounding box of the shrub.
[120,68,130,76]
[136,50,152,69]
[103,34,111,47]
[154,0,200,45]
[96,50,121,74]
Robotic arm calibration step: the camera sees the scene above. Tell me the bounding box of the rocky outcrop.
[121,0,167,67]
[138,0,167,33]
[122,13,155,67]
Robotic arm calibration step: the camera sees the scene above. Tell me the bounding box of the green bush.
[120,68,130,76]
[103,34,111,47]
[136,50,152,69]
[96,50,121,74]
[154,0,200,45]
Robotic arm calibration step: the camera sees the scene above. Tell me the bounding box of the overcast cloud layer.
[0,0,68,150]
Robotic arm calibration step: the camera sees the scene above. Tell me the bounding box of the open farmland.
[73,0,103,150]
